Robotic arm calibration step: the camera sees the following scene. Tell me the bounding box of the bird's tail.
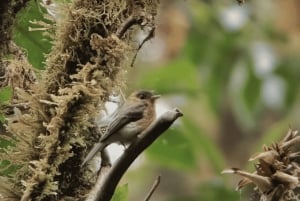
[81,142,106,168]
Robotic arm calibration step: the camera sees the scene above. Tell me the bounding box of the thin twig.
[143,175,161,201]
[86,108,183,201]
[116,13,144,38]
[130,27,155,67]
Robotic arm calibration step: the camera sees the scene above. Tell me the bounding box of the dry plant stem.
[88,108,183,201]
[130,27,155,67]
[116,13,143,38]
[143,175,161,201]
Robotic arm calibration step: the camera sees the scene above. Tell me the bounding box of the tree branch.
[86,108,183,201]
[85,166,110,201]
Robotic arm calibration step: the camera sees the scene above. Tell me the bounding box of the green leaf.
[111,184,129,201]
[0,164,22,177]
[0,160,11,169]
[0,137,15,149]
[14,0,52,69]
[0,86,12,104]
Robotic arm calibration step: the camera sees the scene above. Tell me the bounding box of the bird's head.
[129,90,160,104]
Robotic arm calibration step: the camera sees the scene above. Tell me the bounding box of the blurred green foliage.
[138,58,200,95]
[147,118,225,172]
[165,181,239,201]
[147,128,198,170]
[196,181,240,201]
[136,1,300,200]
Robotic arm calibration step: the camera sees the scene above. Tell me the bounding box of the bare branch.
[130,27,155,67]
[143,175,161,201]
[116,12,145,38]
[85,166,110,201]
[86,108,183,201]
[84,149,111,201]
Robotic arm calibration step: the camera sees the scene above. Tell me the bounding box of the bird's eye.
[139,94,146,99]
[136,91,152,100]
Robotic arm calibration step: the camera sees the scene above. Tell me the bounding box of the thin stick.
[116,13,144,38]
[130,27,155,67]
[143,175,161,201]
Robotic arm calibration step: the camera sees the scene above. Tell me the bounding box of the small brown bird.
[81,90,160,167]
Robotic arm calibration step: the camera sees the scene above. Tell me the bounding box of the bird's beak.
[151,94,160,100]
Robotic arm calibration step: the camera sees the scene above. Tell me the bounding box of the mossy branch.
[0,0,160,200]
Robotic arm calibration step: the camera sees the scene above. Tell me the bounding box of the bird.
[81,90,160,167]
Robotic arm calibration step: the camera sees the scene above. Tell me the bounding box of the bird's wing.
[100,102,146,142]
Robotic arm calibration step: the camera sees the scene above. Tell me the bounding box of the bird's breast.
[118,122,143,141]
